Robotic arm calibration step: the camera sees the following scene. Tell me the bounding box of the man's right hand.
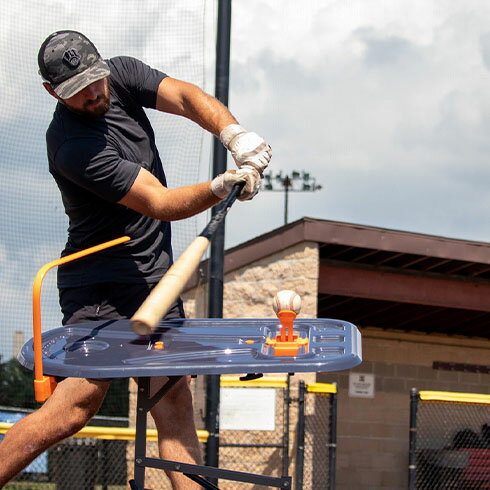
[211,166,261,201]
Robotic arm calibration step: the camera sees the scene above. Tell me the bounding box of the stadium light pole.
[262,170,322,225]
[206,0,232,477]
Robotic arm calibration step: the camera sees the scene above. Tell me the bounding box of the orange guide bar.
[32,236,130,402]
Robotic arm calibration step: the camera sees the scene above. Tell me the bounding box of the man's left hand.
[210,165,262,201]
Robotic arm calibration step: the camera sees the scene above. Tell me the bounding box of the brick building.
[180,217,490,490]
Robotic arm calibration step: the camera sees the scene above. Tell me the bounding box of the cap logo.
[63,48,81,69]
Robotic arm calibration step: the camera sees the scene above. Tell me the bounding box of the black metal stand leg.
[129,376,185,490]
[129,375,292,489]
[128,480,141,490]
[184,473,221,490]
[132,376,150,489]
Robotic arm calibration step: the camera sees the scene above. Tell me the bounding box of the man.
[0,30,271,489]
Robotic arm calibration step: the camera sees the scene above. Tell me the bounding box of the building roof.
[197,218,490,339]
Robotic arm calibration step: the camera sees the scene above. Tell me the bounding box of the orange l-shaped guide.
[32,236,131,402]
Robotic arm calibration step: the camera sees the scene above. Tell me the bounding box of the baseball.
[273,290,302,314]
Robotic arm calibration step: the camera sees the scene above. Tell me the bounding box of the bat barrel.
[131,182,244,335]
[131,237,210,335]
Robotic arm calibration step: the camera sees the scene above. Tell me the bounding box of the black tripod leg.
[184,473,220,489]
[133,377,150,488]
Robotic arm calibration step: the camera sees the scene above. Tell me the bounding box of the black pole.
[295,381,306,490]
[328,388,338,490]
[408,388,419,490]
[284,175,290,225]
[282,374,291,476]
[205,0,232,479]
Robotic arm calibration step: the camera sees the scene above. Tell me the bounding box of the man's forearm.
[153,183,222,221]
[181,85,238,136]
[155,76,272,178]
[119,178,221,222]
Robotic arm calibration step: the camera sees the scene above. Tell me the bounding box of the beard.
[65,80,111,118]
[81,94,111,117]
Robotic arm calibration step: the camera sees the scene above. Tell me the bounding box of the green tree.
[0,357,39,409]
[0,357,129,417]
[97,378,129,418]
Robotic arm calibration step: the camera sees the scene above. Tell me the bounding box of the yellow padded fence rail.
[0,422,209,443]
[419,390,490,405]
[306,382,337,394]
[220,376,288,388]
[0,379,291,442]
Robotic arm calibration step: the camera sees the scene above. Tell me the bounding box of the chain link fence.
[409,389,490,490]
[296,381,337,490]
[2,377,339,489]
[216,376,291,489]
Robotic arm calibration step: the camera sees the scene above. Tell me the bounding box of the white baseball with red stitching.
[272,290,301,314]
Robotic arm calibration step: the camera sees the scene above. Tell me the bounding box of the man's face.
[60,78,110,117]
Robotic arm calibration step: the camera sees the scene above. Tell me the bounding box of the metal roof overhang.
[192,218,490,339]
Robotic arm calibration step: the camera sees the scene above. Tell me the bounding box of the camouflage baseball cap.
[38,30,110,99]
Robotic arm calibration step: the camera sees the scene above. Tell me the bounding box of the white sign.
[220,388,276,431]
[349,373,375,398]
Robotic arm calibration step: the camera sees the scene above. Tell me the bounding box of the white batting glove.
[210,166,262,201]
[220,124,272,175]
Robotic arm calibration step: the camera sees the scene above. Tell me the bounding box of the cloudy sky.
[227,0,490,246]
[1,0,490,359]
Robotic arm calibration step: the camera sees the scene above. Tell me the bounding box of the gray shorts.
[59,282,185,325]
[57,282,184,382]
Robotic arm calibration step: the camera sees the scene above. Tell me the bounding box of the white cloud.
[225,0,490,246]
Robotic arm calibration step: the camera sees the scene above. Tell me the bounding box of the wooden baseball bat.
[131,182,245,335]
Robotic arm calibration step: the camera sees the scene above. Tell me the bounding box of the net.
[0,0,215,371]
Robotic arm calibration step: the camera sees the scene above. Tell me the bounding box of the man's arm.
[118,76,270,219]
[118,166,260,220]
[118,167,220,221]
[156,77,272,175]
[155,77,236,136]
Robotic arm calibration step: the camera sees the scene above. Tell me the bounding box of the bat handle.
[225,181,245,205]
[200,182,245,240]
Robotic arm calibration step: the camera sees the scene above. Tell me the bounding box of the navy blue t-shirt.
[47,56,172,288]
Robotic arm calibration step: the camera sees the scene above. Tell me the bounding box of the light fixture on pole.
[262,170,322,225]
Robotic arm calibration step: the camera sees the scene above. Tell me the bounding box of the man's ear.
[43,82,61,100]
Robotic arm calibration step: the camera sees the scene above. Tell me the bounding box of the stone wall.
[182,241,319,321]
[318,329,490,490]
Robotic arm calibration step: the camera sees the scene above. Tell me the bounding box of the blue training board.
[18,318,362,378]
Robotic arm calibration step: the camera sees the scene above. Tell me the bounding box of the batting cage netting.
[0,0,215,377]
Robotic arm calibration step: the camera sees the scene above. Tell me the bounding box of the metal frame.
[295,382,338,490]
[128,376,292,490]
[407,388,490,490]
[328,388,338,490]
[295,380,306,489]
[408,388,418,490]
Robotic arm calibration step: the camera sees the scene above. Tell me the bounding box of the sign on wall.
[220,388,276,430]
[349,373,375,398]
